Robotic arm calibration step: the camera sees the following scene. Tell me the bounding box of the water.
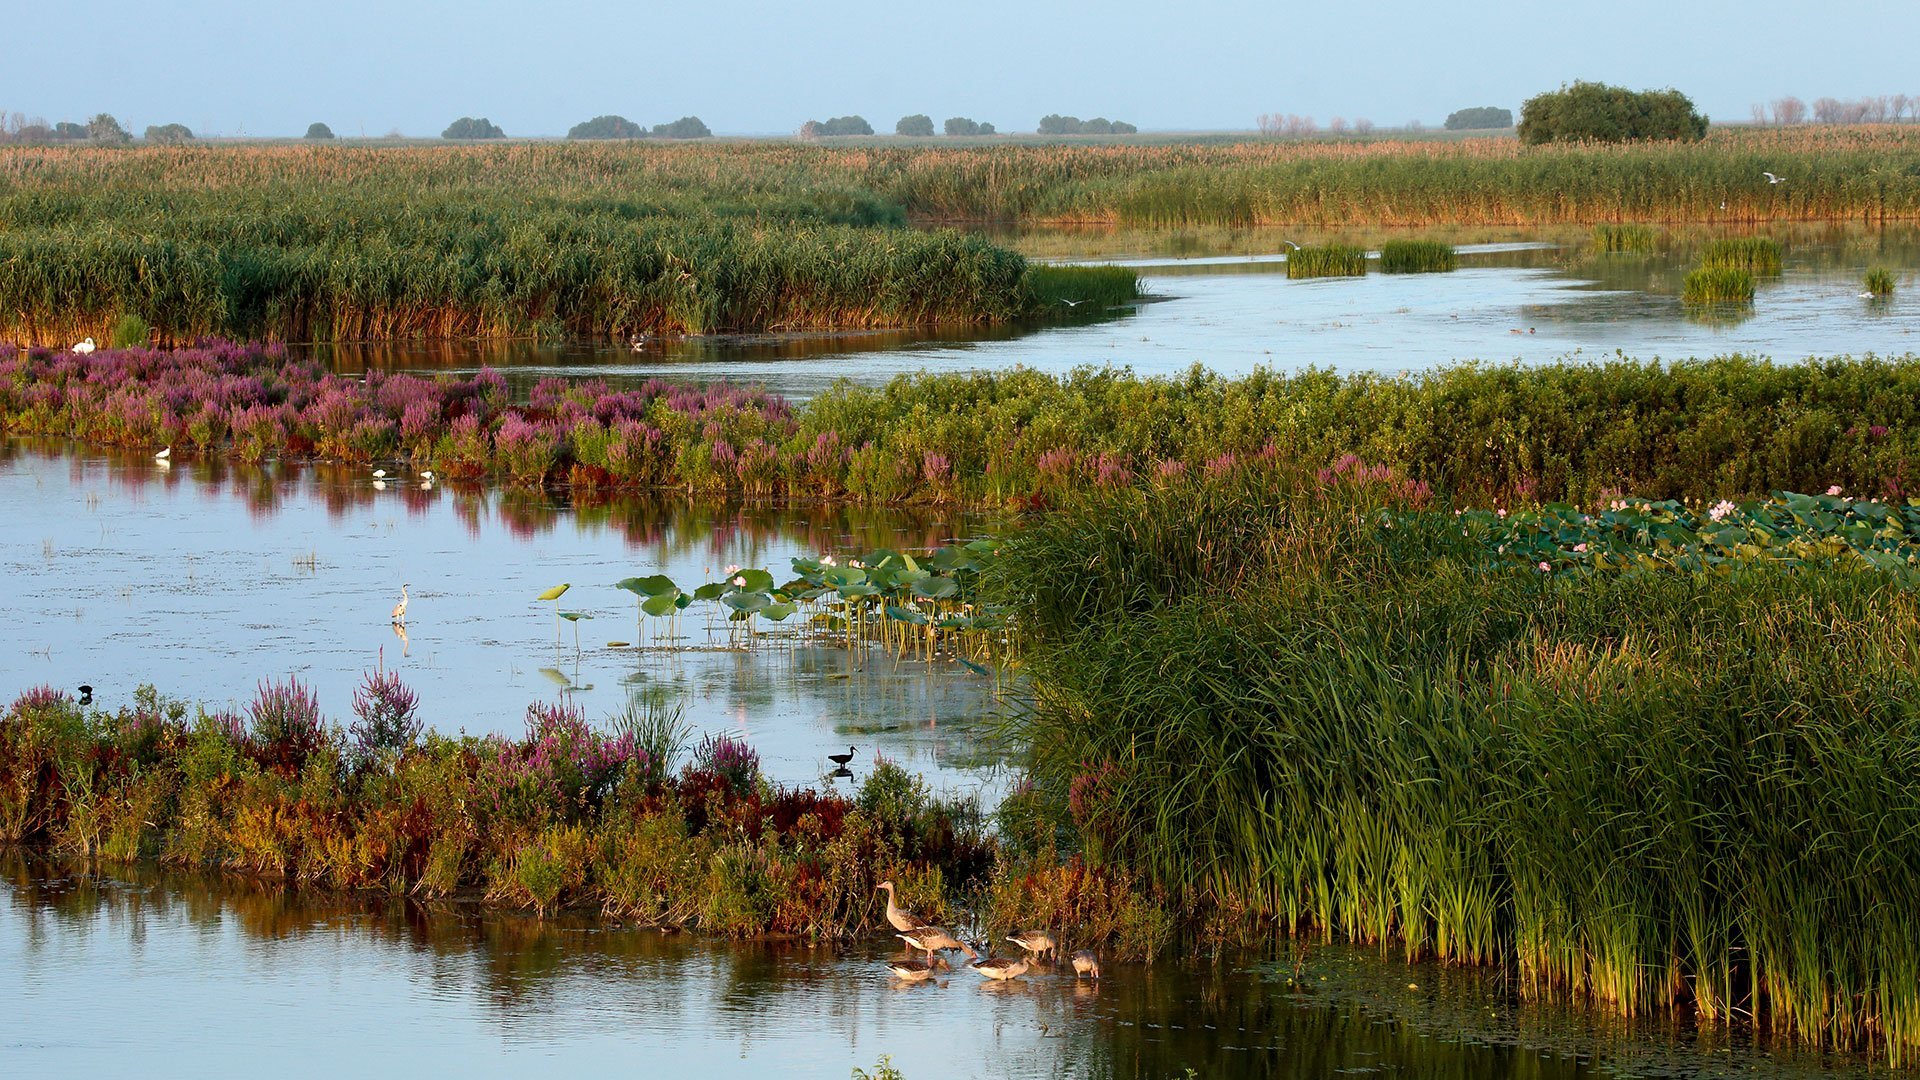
[311,228,1920,402]
[0,854,1861,1079]
[0,442,1007,798]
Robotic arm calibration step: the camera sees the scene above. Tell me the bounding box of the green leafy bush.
[1518,81,1707,144]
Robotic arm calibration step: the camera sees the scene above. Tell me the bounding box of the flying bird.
[1763,172,1785,184]
[1058,298,1089,307]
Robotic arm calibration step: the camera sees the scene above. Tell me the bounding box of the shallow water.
[310,228,1920,402]
[0,442,1006,798]
[0,854,1865,1080]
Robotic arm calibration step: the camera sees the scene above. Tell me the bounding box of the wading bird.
[876,880,919,933]
[898,926,975,963]
[1071,950,1102,980]
[77,684,93,706]
[828,745,857,768]
[1763,171,1786,184]
[154,446,171,461]
[391,583,411,626]
[72,338,96,355]
[1007,931,1057,963]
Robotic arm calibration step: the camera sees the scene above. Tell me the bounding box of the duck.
[885,955,947,982]
[898,926,976,963]
[1071,950,1102,979]
[828,745,857,767]
[1007,930,1057,963]
[972,953,1032,982]
[875,880,919,933]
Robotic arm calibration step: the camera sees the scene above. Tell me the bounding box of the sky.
[10,1,1920,137]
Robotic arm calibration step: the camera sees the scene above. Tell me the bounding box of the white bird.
[1059,298,1089,307]
[419,469,435,481]
[1280,240,1302,251]
[373,468,387,479]
[154,446,171,461]
[72,337,96,355]
[1763,171,1785,184]
[630,335,648,352]
[390,583,411,625]
[1861,291,1878,299]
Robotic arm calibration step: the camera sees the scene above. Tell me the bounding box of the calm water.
[0,853,1862,1080]
[311,227,1920,401]
[0,442,1007,798]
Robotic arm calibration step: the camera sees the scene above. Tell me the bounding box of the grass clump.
[1865,266,1895,297]
[1698,236,1783,274]
[1377,239,1457,273]
[1285,243,1367,278]
[1590,223,1660,254]
[1023,263,1141,310]
[1682,265,1755,305]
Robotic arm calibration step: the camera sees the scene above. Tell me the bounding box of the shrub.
[1444,106,1513,130]
[802,116,872,137]
[86,114,131,144]
[350,668,422,760]
[304,122,335,139]
[247,676,328,769]
[1518,81,1707,144]
[944,116,985,136]
[109,314,150,348]
[895,114,934,137]
[691,731,760,795]
[143,123,193,144]
[650,116,710,139]
[569,115,645,139]
[442,116,505,140]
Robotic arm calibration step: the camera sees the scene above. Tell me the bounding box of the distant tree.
[1444,106,1513,130]
[1405,118,1425,132]
[1082,117,1113,134]
[1038,113,1081,134]
[1517,82,1706,145]
[1352,117,1375,135]
[87,113,130,143]
[651,116,711,138]
[304,122,335,139]
[441,116,505,139]
[895,113,934,136]
[1893,95,1912,122]
[1111,120,1136,134]
[569,114,646,139]
[53,121,88,140]
[979,122,996,135]
[803,115,873,137]
[143,122,193,144]
[944,116,982,136]
[1328,116,1349,134]
[1771,96,1806,125]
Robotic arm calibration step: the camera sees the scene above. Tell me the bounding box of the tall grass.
[994,470,1920,1063]
[1682,265,1756,304]
[1023,264,1142,310]
[1866,266,1896,296]
[1698,236,1784,274]
[1590,224,1661,254]
[1286,243,1368,278]
[1377,239,1457,273]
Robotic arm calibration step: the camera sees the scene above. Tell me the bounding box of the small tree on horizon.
[87,113,130,144]
[1444,106,1513,130]
[651,116,710,138]
[895,114,934,137]
[569,115,646,139]
[143,122,193,144]
[304,122,335,139]
[441,116,506,140]
[1517,82,1706,144]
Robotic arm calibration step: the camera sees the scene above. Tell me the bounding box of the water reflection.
[0,853,1861,1080]
[0,442,1006,796]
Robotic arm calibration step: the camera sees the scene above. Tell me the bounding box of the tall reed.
[1698,236,1784,274]
[1682,265,1756,304]
[1377,239,1457,273]
[1286,243,1368,278]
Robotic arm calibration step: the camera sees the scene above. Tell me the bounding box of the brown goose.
[971,953,1032,981]
[885,955,947,982]
[875,880,919,933]
[1007,930,1057,963]
[1071,950,1101,979]
[897,926,976,963]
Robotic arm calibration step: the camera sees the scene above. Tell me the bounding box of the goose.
[1070,950,1101,979]
[72,337,96,355]
[876,880,919,933]
[828,745,857,767]
[898,927,975,963]
[972,953,1032,982]
[885,956,946,982]
[1007,931,1057,963]
[391,583,411,625]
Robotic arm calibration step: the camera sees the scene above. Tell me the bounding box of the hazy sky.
[12,1,1920,137]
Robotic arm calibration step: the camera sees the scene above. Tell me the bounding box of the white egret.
[391,583,411,625]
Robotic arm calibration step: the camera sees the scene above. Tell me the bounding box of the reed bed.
[15,344,1920,508]
[1866,266,1896,296]
[993,468,1920,1063]
[1286,244,1368,278]
[1697,236,1784,274]
[1376,239,1457,273]
[1682,265,1756,304]
[0,683,992,932]
[1024,264,1142,309]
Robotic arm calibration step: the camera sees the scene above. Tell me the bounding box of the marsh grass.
[1024,264,1142,310]
[1377,239,1457,273]
[1682,265,1756,305]
[1286,243,1368,278]
[1698,236,1784,275]
[1866,266,1896,297]
[995,471,1920,1064]
[1590,224,1661,254]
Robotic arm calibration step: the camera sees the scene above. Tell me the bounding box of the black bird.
[827,745,857,768]
[77,684,93,706]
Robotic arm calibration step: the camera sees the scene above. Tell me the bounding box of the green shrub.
[568,115,644,139]
[303,122,334,140]
[895,114,934,137]
[1518,81,1707,144]
[109,313,150,348]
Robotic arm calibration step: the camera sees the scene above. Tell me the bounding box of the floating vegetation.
[1682,265,1755,305]
[1866,266,1896,297]
[1589,223,1661,254]
[1377,239,1457,273]
[1698,236,1783,275]
[1286,243,1368,278]
[1024,264,1141,310]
